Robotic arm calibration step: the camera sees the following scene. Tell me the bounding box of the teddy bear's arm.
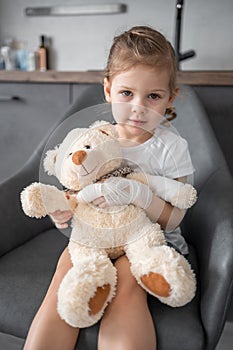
[21,182,77,219]
[126,173,197,210]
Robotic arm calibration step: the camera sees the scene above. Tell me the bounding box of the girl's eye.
[84,145,91,149]
[148,93,160,100]
[121,90,132,97]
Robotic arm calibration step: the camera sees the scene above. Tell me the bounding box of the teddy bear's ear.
[99,123,118,138]
[43,146,59,176]
[90,120,117,138]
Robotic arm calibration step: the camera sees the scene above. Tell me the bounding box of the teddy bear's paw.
[171,184,197,209]
[21,182,47,218]
[57,257,117,328]
[141,272,171,297]
[129,245,196,307]
[88,284,111,315]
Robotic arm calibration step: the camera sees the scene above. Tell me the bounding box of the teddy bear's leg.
[125,227,196,307]
[57,242,117,328]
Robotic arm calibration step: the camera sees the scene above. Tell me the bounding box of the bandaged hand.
[77,177,153,209]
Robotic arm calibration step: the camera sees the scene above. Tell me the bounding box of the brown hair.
[104,26,177,120]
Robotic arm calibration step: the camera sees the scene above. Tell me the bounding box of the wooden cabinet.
[0,83,70,182]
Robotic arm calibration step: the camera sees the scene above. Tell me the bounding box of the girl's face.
[104,64,177,144]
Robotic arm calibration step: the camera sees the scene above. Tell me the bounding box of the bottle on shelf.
[37,35,49,72]
[0,38,16,70]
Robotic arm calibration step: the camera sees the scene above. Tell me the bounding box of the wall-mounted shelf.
[25,4,127,17]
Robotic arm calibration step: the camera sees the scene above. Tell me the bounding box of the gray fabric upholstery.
[0,84,232,350]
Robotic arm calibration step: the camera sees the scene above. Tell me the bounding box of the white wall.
[0,0,232,71]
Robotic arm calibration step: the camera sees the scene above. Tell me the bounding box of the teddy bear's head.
[43,121,122,191]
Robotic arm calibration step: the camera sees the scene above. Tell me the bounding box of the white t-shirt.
[121,126,195,255]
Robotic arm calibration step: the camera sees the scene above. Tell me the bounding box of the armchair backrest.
[173,86,227,190]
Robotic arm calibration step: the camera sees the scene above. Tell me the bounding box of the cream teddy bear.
[21,121,197,328]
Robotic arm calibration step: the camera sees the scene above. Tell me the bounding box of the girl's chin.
[116,123,153,141]
[127,126,152,142]
[128,124,151,134]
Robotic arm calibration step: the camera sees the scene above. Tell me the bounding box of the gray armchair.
[0,84,232,350]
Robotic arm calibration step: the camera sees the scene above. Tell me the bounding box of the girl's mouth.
[128,119,146,127]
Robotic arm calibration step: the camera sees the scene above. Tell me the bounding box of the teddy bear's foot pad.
[88,284,111,315]
[141,272,170,297]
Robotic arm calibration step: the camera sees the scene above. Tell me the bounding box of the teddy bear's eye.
[84,145,91,149]
[68,152,73,157]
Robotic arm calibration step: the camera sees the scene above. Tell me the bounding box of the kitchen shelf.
[0,70,232,86]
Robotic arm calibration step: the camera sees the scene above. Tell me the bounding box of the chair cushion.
[0,332,24,350]
[0,228,205,350]
[0,229,68,339]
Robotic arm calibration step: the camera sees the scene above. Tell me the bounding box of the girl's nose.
[131,103,146,116]
[72,150,87,165]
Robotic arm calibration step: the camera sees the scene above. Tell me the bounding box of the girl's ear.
[104,78,111,102]
[168,87,179,108]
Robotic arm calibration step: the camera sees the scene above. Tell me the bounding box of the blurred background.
[0,0,232,71]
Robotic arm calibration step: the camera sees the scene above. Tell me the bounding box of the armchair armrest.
[0,144,53,257]
[184,165,233,350]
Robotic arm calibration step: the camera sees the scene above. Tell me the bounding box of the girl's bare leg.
[98,255,156,350]
[24,247,79,350]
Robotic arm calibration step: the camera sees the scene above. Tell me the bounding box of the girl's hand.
[49,210,73,229]
[77,178,153,209]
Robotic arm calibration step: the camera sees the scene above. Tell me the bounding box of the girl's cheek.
[112,103,127,122]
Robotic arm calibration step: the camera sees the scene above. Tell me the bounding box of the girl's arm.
[145,195,186,232]
[145,177,187,232]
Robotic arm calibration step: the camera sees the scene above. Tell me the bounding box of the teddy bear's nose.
[72,150,87,165]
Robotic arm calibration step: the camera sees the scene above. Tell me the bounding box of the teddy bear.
[21,120,197,328]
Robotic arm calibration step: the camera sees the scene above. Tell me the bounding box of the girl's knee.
[113,255,146,302]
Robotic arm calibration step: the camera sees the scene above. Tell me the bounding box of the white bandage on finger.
[77,183,103,203]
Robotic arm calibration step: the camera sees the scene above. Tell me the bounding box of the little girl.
[24,26,195,350]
